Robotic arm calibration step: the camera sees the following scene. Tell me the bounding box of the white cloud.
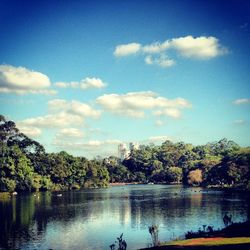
[71,101,101,118]
[56,128,84,138]
[170,36,227,59]
[157,56,175,68]
[48,99,101,119]
[0,88,57,95]
[155,120,164,127]
[96,91,191,118]
[233,98,250,105]
[17,125,42,137]
[142,41,170,54]
[80,78,106,89]
[88,140,102,146]
[105,139,122,144]
[114,36,227,67]
[233,119,247,125]
[0,64,56,95]
[18,113,84,128]
[17,99,101,138]
[145,55,175,68]
[48,99,68,110]
[114,43,141,57]
[153,108,181,118]
[149,135,172,142]
[55,82,68,88]
[55,77,106,90]
[145,55,153,65]
[53,139,122,151]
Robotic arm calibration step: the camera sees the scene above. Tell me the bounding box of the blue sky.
[0,0,249,158]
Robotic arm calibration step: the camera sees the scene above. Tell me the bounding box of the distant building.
[129,142,139,151]
[118,143,129,161]
[118,142,140,160]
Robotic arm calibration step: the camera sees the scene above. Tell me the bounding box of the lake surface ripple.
[0,185,249,250]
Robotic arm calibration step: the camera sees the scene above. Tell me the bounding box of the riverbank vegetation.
[142,220,250,250]
[145,237,250,250]
[0,115,249,192]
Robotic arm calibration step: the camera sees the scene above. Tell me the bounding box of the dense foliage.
[0,115,109,191]
[121,139,249,188]
[0,115,249,192]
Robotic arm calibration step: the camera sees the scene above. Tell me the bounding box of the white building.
[129,142,139,151]
[118,142,139,160]
[118,143,129,161]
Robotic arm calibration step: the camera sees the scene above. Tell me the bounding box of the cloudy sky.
[0,0,249,158]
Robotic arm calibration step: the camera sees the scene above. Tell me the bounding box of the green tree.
[12,145,34,191]
[49,152,72,186]
[166,167,183,183]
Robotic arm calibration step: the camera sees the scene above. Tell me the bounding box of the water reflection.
[0,185,249,250]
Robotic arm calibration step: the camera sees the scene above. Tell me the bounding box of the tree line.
[0,115,249,192]
[108,139,249,189]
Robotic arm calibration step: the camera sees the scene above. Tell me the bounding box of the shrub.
[188,169,202,186]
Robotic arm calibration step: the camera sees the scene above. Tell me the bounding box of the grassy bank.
[166,237,250,246]
[141,237,250,249]
[141,221,250,250]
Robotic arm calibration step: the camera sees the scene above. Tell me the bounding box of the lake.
[0,185,249,250]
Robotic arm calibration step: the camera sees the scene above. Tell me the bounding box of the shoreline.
[109,182,180,186]
[141,221,250,250]
[1,183,249,195]
[109,183,250,192]
[109,182,141,186]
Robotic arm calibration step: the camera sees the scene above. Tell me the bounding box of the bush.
[188,169,202,186]
[0,177,16,192]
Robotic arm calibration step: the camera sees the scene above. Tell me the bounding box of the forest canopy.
[0,115,249,192]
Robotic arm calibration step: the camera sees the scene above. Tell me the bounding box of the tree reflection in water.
[0,185,249,249]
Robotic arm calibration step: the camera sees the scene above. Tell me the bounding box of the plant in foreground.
[149,225,159,246]
[223,213,233,227]
[109,233,127,250]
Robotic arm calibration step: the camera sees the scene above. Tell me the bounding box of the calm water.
[0,185,249,250]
